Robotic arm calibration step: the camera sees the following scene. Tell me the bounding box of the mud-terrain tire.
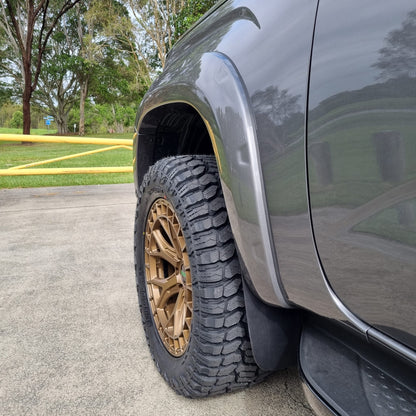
[134,155,267,397]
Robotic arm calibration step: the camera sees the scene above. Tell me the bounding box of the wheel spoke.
[149,274,178,291]
[152,229,181,266]
[150,274,181,309]
[173,288,186,338]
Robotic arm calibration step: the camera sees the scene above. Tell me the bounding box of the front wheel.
[134,155,267,397]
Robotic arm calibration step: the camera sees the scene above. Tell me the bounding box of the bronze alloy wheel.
[144,197,192,357]
[135,156,267,397]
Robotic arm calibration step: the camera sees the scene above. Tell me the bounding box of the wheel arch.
[134,51,290,310]
[134,51,303,369]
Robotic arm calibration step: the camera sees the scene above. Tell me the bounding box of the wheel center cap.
[180,267,186,284]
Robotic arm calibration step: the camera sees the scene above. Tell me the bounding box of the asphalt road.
[0,184,314,416]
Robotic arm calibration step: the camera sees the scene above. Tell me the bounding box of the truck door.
[307,0,416,349]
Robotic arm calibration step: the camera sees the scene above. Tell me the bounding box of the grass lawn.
[0,127,58,135]
[0,128,134,188]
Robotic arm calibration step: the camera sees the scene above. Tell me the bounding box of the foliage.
[127,0,219,71]
[33,20,81,134]
[10,110,23,128]
[67,102,136,134]
[173,0,218,42]
[0,81,12,106]
[373,9,416,80]
[0,102,19,127]
[0,0,221,135]
[0,0,82,133]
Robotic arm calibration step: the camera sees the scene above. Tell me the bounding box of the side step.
[300,320,416,416]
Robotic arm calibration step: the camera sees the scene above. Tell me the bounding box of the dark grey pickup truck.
[133,1,416,414]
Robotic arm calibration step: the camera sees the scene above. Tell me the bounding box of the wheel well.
[135,103,302,372]
[135,103,214,186]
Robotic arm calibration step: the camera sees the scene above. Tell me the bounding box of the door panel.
[308,0,416,349]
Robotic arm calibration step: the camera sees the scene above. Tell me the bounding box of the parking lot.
[0,184,314,415]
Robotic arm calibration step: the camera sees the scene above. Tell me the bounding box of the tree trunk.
[112,104,123,134]
[56,98,69,134]
[79,79,88,136]
[57,117,68,135]
[22,59,32,143]
[22,92,31,135]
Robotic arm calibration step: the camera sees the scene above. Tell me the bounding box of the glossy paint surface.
[204,0,345,319]
[136,0,345,317]
[176,0,342,315]
[136,1,294,306]
[308,0,416,349]
[135,0,416,344]
[229,0,345,318]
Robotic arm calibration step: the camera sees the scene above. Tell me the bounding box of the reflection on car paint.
[308,1,416,349]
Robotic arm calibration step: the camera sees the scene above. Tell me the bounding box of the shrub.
[10,110,23,128]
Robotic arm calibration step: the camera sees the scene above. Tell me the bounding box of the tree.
[76,0,139,135]
[74,0,95,136]
[252,86,301,158]
[128,0,185,69]
[77,0,149,134]
[0,80,12,106]
[173,0,217,41]
[30,0,143,135]
[0,0,81,135]
[373,9,416,80]
[0,3,22,101]
[88,51,146,128]
[127,0,218,72]
[86,0,154,89]
[33,25,80,134]
[83,0,220,112]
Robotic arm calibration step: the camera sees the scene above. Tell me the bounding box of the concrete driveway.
[0,184,314,416]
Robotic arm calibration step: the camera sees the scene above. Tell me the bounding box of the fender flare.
[135,51,290,308]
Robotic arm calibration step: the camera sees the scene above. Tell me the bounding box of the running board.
[300,320,416,416]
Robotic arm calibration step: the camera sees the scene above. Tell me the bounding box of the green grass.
[0,127,58,135]
[0,129,134,188]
